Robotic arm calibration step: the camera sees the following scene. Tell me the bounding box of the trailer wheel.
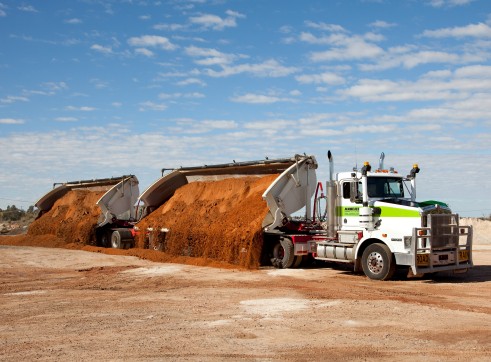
[111,230,122,249]
[271,237,295,269]
[100,231,111,248]
[149,234,163,251]
[293,255,303,268]
[110,229,133,249]
[361,243,395,280]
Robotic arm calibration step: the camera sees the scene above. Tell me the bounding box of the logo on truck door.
[337,207,360,217]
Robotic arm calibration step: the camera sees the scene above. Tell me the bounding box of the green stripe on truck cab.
[337,206,420,218]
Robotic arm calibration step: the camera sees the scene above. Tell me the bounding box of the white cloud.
[340,78,454,102]
[310,37,384,61]
[408,91,491,122]
[134,47,154,57]
[158,92,205,99]
[402,51,459,68]
[55,117,78,122]
[427,0,476,7]
[176,78,207,87]
[295,72,345,85]
[138,101,167,111]
[370,20,397,28]
[279,25,293,34]
[18,5,37,12]
[300,22,483,70]
[157,71,189,78]
[202,119,237,129]
[41,82,68,92]
[344,124,397,134]
[153,23,186,31]
[358,48,464,71]
[0,118,24,124]
[225,10,246,19]
[1,95,29,104]
[230,93,294,104]
[169,119,238,134]
[90,78,109,89]
[299,128,343,137]
[305,21,347,33]
[454,64,491,78]
[244,119,295,132]
[299,28,386,63]
[299,32,342,45]
[65,106,97,111]
[205,59,298,78]
[422,22,491,38]
[340,65,491,109]
[185,46,240,66]
[127,35,177,51]
[189,10,245,31]
[90,44,113,54]
[64,18,82,24]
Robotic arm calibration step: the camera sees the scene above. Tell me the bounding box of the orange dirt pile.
[136,175,278,269]
[0,189,105,248]
[0,175,276,270]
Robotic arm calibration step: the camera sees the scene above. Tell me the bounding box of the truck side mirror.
[349,181,362,204]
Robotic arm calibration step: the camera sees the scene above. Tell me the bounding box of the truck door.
[339,180,362,229]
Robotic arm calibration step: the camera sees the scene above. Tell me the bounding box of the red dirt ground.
[0,245,490,361]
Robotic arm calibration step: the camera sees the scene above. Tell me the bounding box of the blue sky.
[1,0,490,217]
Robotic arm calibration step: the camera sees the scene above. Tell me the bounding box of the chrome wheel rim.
[367,251,384,274]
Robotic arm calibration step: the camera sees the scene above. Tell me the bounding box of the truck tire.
[271,237,295,269]
[110,229,133,249]
[100,231,111,248]
[110,230,122,249]
[361,243,395,280]
[293,255,303,268]
[149,233,163,251]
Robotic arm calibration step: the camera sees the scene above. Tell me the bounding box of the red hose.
[312,181,323,223]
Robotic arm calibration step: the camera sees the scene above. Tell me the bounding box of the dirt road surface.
[1,245,490,361]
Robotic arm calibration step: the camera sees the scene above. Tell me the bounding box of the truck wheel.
[111,230,122,249]
[271,237,295,269]
[361,243,395,280]
[293,255,303,268]
[100,231,111,248]
[149,234,163,251]
[111,229,134,249]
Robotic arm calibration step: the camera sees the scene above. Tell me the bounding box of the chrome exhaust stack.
[327,151,337,238]
[379,152,385,170]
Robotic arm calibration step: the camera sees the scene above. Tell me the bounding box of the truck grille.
[428,214,459,248]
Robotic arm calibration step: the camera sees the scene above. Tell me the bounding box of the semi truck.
[261,152,473,280]
[34,151,472,280]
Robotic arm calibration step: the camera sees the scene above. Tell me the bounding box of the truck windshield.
[367,177,404,198]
